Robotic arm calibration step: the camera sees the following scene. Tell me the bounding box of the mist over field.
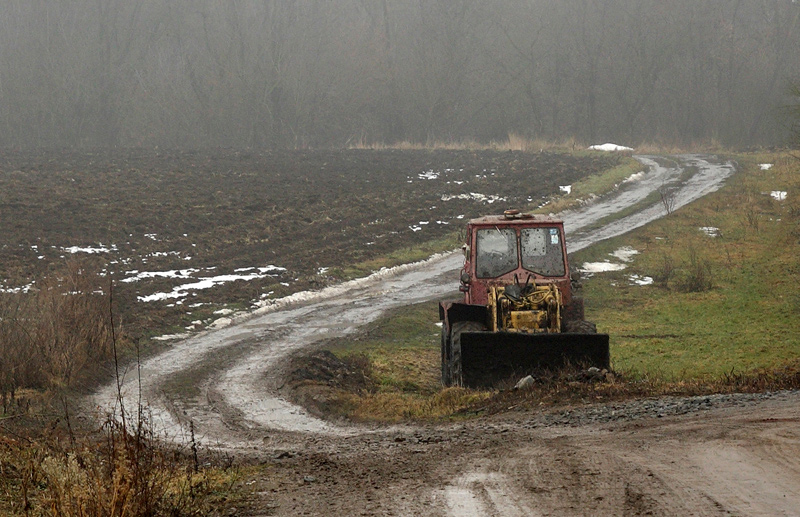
[1,0,799,149]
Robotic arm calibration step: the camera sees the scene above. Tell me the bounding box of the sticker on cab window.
[549,228,559,244]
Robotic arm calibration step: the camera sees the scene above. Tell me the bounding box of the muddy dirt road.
[89,154,800,515]
[249,392,800,516]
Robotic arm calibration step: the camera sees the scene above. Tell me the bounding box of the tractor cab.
[459,212,573,307]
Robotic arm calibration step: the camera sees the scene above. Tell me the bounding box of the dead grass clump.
[1,260,120,411]
[652,252,676,288]
[0,259,239,515]
[348,134,586,153]
[346,388,490,422]
[719,364,800,392]
[1,412,238,516]
[495,134,583,153]
[348,138,485,150]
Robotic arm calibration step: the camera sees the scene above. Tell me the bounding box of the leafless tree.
[0,0,798,148]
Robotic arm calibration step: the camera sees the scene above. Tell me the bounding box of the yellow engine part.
[488,284,562,333]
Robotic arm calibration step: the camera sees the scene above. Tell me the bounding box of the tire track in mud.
[92,154,735,449]
[438,398,800,516]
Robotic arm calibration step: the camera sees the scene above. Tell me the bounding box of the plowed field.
[0,148,621,339]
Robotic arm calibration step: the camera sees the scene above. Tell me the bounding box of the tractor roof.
[468,212,563,227]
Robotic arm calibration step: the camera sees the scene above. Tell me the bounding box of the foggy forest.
[2,0,799,149]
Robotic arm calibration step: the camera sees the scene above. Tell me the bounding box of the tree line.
[1,0,799,149]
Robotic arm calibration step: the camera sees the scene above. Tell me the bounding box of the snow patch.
[699,226,720,237]
[62,244,117,254]
[440,193,507,204]
[151,332,191,341]
[771,191,787,201]
[581,247,638,275]
[559,185,572,195]
[138,270,283,302]
[0,282,35,294]
[121,268,199,283]
[588,143,634,152]
[208,318,232,329]
[629,274,653,286]
[759,163,773,170]
[580,261,627,274]
[622,171,646,183]
[610,246,639,262]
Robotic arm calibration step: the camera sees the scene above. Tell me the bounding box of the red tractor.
[439,210,609,387]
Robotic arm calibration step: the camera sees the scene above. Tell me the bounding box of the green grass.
[533,156,645,214]
[324,302,491,421]
[331,233,463,281]
[575,152,800,380]
[328,303,442,393]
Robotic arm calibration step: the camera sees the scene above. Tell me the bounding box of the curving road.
[87,154,800,517]
[93,154,735,448]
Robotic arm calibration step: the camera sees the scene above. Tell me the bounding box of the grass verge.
[291,303,491,422]
[0,394,246,516]
[328,233,463,282]
[533,156,646,215]
[577,152,800,379]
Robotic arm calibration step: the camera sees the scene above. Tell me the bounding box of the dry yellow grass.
[348,134,587,152]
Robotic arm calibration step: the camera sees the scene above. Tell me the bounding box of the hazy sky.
[0,0,798,148]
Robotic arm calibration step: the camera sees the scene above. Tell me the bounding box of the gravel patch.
[522,390,800,428]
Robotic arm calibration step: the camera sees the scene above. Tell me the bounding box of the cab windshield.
[475,226,565,278]
[475,228,517,278]
[520,227,565,277]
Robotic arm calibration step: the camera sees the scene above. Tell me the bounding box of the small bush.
[678,246,713,293]
[659,185,678,215]
[652,252,676,288]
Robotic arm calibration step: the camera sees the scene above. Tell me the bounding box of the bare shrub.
[5,408,235,516]
[1,304,237,516]
[0,260,119,407]
[0,296,35,411]
[652,253,676,289]
[659,185,678,215]
[679,246,714,293]
[744,203,760,232]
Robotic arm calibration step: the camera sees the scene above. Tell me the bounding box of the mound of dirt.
[282,350,374,419]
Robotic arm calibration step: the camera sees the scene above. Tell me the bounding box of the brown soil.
[234,391,800,516]
[261,349,800,516]
[0,148,621,342]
